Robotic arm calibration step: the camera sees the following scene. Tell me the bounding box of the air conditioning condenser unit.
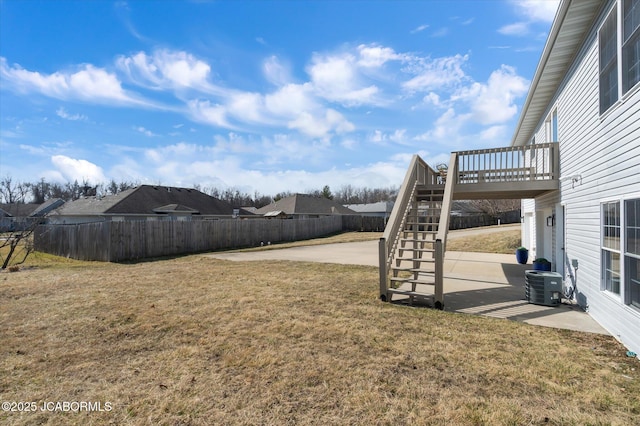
[525,270,563,306]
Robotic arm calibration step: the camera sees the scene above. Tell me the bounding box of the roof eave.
[510,0,603,147]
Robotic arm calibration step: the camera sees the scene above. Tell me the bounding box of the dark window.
[600,6,619,113]
[625,199,640,308]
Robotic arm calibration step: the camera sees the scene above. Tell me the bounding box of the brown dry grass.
[447,229,521,254]
[1,250,639,425]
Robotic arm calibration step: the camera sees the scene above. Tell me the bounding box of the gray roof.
[0,203,40,217]
[0,199,65,217]
[511,0,603,146]
[255,194,357,216]
[52,185,253,216]
[31,198,65,216]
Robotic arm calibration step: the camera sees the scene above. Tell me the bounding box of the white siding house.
[517,0,640,352]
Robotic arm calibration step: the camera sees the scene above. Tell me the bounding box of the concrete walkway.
[205,239,608,335]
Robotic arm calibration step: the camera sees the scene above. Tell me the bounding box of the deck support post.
[378,237,388,302]
[434,239,444,310]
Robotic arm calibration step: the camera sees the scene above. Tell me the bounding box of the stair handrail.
[379,155,434,299]
[434,152,458,309]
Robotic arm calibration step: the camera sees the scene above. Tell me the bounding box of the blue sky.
[0,0,559,195]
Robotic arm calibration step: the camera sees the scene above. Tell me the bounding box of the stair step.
[395,257,435,263]
[391,266,435,273]
[399,248,435,253]
[400,238,436,244]
[390,277,436,285]
[387,289,434,301]
[404,221,439,225]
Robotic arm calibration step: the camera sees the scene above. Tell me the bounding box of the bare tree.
[1,215,42,270]
[0,176,30,204]
[468,199,521,217]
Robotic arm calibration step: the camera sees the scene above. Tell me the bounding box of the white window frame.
[624,197,640,310]
[601,200,622,297]
[622,0,640,94]
[599,4,619,115]
[599,0,640,116]
[544,108,559,143]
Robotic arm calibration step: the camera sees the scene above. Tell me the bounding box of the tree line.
[0,176,400,209]
[1,176,519,215]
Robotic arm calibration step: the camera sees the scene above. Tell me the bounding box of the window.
[625,199,640,308]
[623,0,640,92]
[600,6,619,114]
[602,201,621,294]
[545,109,558,142]
[600,1,640,115]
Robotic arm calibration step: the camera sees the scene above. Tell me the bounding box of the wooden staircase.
[378,154,454,309]
[380,143,559,310]
[387,188,443,305]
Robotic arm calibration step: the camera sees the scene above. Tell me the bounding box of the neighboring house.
[48,185,253,224]
[0,199,64,231]
[514,0,640,352]
[344,201,394,221]
[254,193,357,218]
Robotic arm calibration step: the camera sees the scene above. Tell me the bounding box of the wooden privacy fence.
[34,215,386,262]
[449,210,521,230]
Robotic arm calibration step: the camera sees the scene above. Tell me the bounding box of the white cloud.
[135,126,158,137]
[415,108,464,143]
[369,129,410,145]
[422,92,442,107]
[479,125,507,141]
[411,24,429,34]
[498,22,530,36]
[500,1,559,37]
[511,0,559,23]
[264,83,316,117]
[307,52,380,106]
[288,108,354,138]
[51,155,107,184]
[263,55,291,86]
[454,65,529,125]
[116,49,222,94]
[187,99,232,128]
[1,57,146,106]
[403,54,469,92]
[227,92,268,124]
[56,107,87,121]
[357,44,403,68]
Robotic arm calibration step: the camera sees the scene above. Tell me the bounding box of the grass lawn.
[447,228,521,254]
[1,233,639,425]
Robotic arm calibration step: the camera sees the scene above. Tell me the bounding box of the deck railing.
[455,142,559,184]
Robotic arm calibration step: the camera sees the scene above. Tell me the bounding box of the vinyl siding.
[524,0,640,352]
